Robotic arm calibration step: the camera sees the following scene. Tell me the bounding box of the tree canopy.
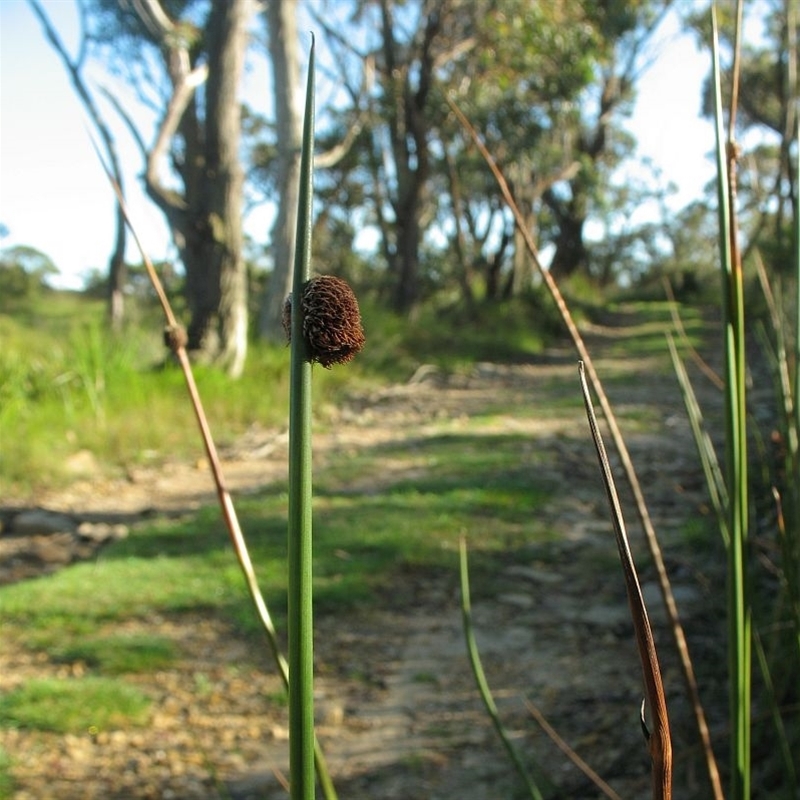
[28,0,797,370]
[686,0,798,274]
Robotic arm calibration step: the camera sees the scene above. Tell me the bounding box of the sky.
[0,1,718,290]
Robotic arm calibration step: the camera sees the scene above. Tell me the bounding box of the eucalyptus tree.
[689,0,798,272]
[436,0,605,298]
[365,0,480,312]
[75,0,253,376]
[312,0,481,313]
[0,245,59,299]
[419,1,669,298]
[476,1,672,284]
[308,0,673,308]
[257,0,303,342]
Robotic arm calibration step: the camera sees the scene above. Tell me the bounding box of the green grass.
[0,291,362,493]
[0,429,557,642]
[1,287,679,495]
[0,677,151,734]
[589,300,708,360]
[0,285,703,762]
[0,746,12,800]
[43,634,179,674]
[355,294,558,380]
[0,291,685,654]
[0,549,256,633]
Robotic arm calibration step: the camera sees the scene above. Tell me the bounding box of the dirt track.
[0,312,730,799]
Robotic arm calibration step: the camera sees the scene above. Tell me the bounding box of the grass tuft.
[45,634,179,674]
[0,677,151,734]
[0,746,13,800]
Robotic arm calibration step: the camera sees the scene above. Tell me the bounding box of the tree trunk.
[133,0,250,376]
[547,212,587,281]
[258,0,302,342]
[392,203,422,312]
[107,205,126,332]
[379,0,438,315]
[183,0,249,376]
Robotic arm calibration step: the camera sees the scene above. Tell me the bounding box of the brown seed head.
[283,275,365,368]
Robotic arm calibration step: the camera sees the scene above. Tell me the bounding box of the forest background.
[0,0,795,379]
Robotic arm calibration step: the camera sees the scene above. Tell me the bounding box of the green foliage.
[44,634,179,674]
[0,287,568,491]
[0,245,57,300]
[356,291,561,380]
[0,746,14,800]
[0,678,151,734]
[474,2,598,105]
[0,425,555,638]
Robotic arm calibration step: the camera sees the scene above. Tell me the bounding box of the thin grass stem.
[794,124,800,484]
[662,277,724,390]
[753,628,798,793]
[789,120,800,666]
[458,538,549,800]
[666,333,729,544]
[711,7,751,797]
[523,698,623,800]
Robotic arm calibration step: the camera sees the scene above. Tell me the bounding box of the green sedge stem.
[288,35,316,800]
[711,10,751,799]
[793,124,800,663]
[459,539,549,800]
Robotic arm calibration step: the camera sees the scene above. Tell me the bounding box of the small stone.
[502,565,564,584]
[270,724,289,740]
[77,521,129,543]
[11,509,77,536]
[31,533,75,565]
[497,592,534,609]
[316,701,345,727]
[64,449,99,476]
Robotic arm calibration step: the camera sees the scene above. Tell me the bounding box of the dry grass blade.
[523,698,623,800]
[666,333,729,545]
[578,362,672,799]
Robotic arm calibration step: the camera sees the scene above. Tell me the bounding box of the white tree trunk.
[258,0,303,342]
[204,0,251,377]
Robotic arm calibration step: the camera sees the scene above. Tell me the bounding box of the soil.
[0,311,735,799]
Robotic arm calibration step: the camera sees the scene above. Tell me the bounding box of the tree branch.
[98,85,148,163]
[145,63,208,214]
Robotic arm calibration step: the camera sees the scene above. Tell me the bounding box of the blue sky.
[0,1,717,289]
